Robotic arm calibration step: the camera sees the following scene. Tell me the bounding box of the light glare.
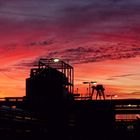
[53,58,60,62]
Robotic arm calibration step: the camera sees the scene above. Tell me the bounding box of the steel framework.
[30,58,74,94]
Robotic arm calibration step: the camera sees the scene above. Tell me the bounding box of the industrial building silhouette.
[26,58,74,103]
[0,58,140,140]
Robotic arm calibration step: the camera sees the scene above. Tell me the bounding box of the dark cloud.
[13,59,39,69]
[58,0,140,35]
[25,39,54,48]
[45,44,140,64]
[0,0,140,44]
[12,42,140,70]
[1,0,140,67]
[106,78,116,81]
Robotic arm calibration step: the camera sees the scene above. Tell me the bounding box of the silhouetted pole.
[83,81,97,99]
[91,85,96,100]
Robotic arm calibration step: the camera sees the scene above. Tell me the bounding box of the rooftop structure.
[26,58,74,102]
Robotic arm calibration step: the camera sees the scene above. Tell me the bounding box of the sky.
[0,0,140,99]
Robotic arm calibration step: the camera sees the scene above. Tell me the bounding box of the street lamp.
[83,81,97,96]
[53,58,60,62]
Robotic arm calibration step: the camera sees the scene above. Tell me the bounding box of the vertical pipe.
[70,68,71,94]
[72,68,74,94]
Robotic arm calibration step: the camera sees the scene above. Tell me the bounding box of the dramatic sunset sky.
[0,0,140,99]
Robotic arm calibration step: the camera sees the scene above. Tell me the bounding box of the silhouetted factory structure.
[0,58,140,139]
[26,58,74,103]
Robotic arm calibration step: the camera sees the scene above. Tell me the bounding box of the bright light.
[53,58,60,62]
[114,95,118,98]
[91,81,97,85]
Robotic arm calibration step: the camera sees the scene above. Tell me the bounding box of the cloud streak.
[45,44,140,64]
[106,73,140,81]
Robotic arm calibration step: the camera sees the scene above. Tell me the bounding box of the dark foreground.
[1,100,140,140]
